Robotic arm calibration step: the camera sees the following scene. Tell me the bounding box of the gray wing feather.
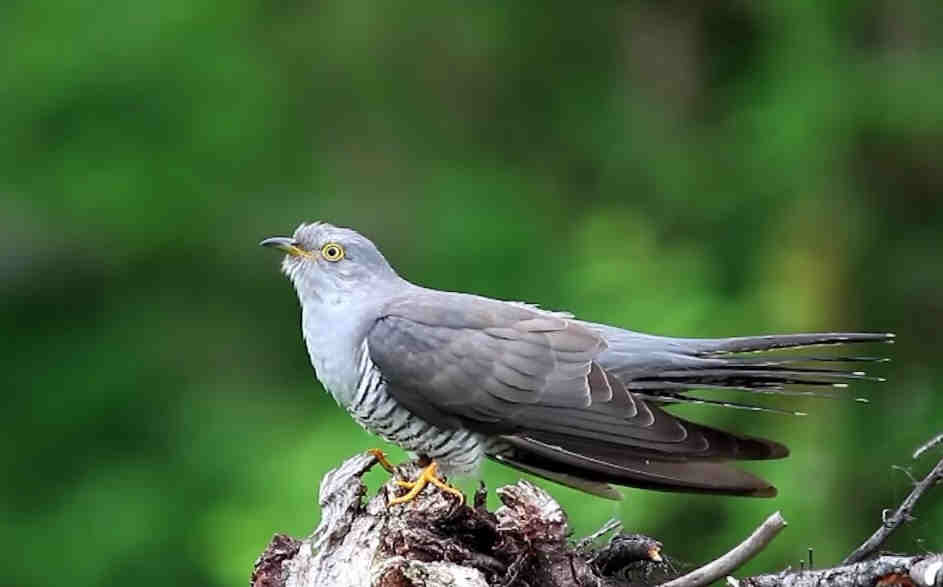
[371,292,603,411]
[499,436,777,497]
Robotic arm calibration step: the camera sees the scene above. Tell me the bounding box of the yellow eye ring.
[320,242,345,262]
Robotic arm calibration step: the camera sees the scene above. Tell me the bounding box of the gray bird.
[261,222,892,502]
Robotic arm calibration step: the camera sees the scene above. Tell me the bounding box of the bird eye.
[320,242,345,262]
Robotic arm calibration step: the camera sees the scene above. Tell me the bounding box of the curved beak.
[259,236,307,257]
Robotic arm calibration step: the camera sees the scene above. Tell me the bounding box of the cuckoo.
[261,222,892,503]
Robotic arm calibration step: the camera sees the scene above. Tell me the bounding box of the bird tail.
[675,332,895,354]
[586,326,894,408]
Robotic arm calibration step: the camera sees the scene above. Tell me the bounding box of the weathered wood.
[660,512,787,587]
[251,453,665,587]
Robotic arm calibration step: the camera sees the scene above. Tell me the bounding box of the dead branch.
[914,434,943,460]
[732,554,942,587]
[844,436,943,564]
[659,512,787,587]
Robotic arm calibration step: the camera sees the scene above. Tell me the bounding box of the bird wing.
[366,291,785,497]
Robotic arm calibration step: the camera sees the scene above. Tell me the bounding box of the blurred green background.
[3,2,942,585]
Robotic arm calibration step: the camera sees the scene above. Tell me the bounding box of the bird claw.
[366,448,397,473]
[388,461,465,507]
[364,449,465,506]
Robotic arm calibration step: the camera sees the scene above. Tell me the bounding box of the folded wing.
[367,292,789,498]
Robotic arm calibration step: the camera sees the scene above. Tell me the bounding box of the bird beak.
[259,236,308,257]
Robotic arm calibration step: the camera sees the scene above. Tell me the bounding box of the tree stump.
[251,453,942,587]
[251,452,665,587]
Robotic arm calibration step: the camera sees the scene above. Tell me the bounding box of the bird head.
[260,222,402,306]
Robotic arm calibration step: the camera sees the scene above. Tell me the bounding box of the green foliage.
[2,2,941,585]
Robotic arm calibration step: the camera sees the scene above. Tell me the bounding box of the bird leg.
[389,461,465,506]
[366,448,397,473]
[365,449,464,506]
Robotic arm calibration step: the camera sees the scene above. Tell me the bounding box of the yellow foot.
[366,448,396,473]
[388,461,465,507]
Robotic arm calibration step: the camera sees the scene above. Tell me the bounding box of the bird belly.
[346,357,485,476]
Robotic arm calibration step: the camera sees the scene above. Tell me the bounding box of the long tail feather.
[586,324,893,410]
[716,355,890,365]
[628,381,857,397]
[641,366,885,386]
[680,332,895,354]
[652,393,810,416]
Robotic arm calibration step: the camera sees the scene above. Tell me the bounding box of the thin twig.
[844,436,943,564]
[914,433,943,460]
[575,518,622,552]
[892,464,919,485]
[658,511,787,587]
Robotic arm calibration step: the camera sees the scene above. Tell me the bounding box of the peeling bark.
[251,453,665,587]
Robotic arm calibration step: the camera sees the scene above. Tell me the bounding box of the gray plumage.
[262,222,893,499]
